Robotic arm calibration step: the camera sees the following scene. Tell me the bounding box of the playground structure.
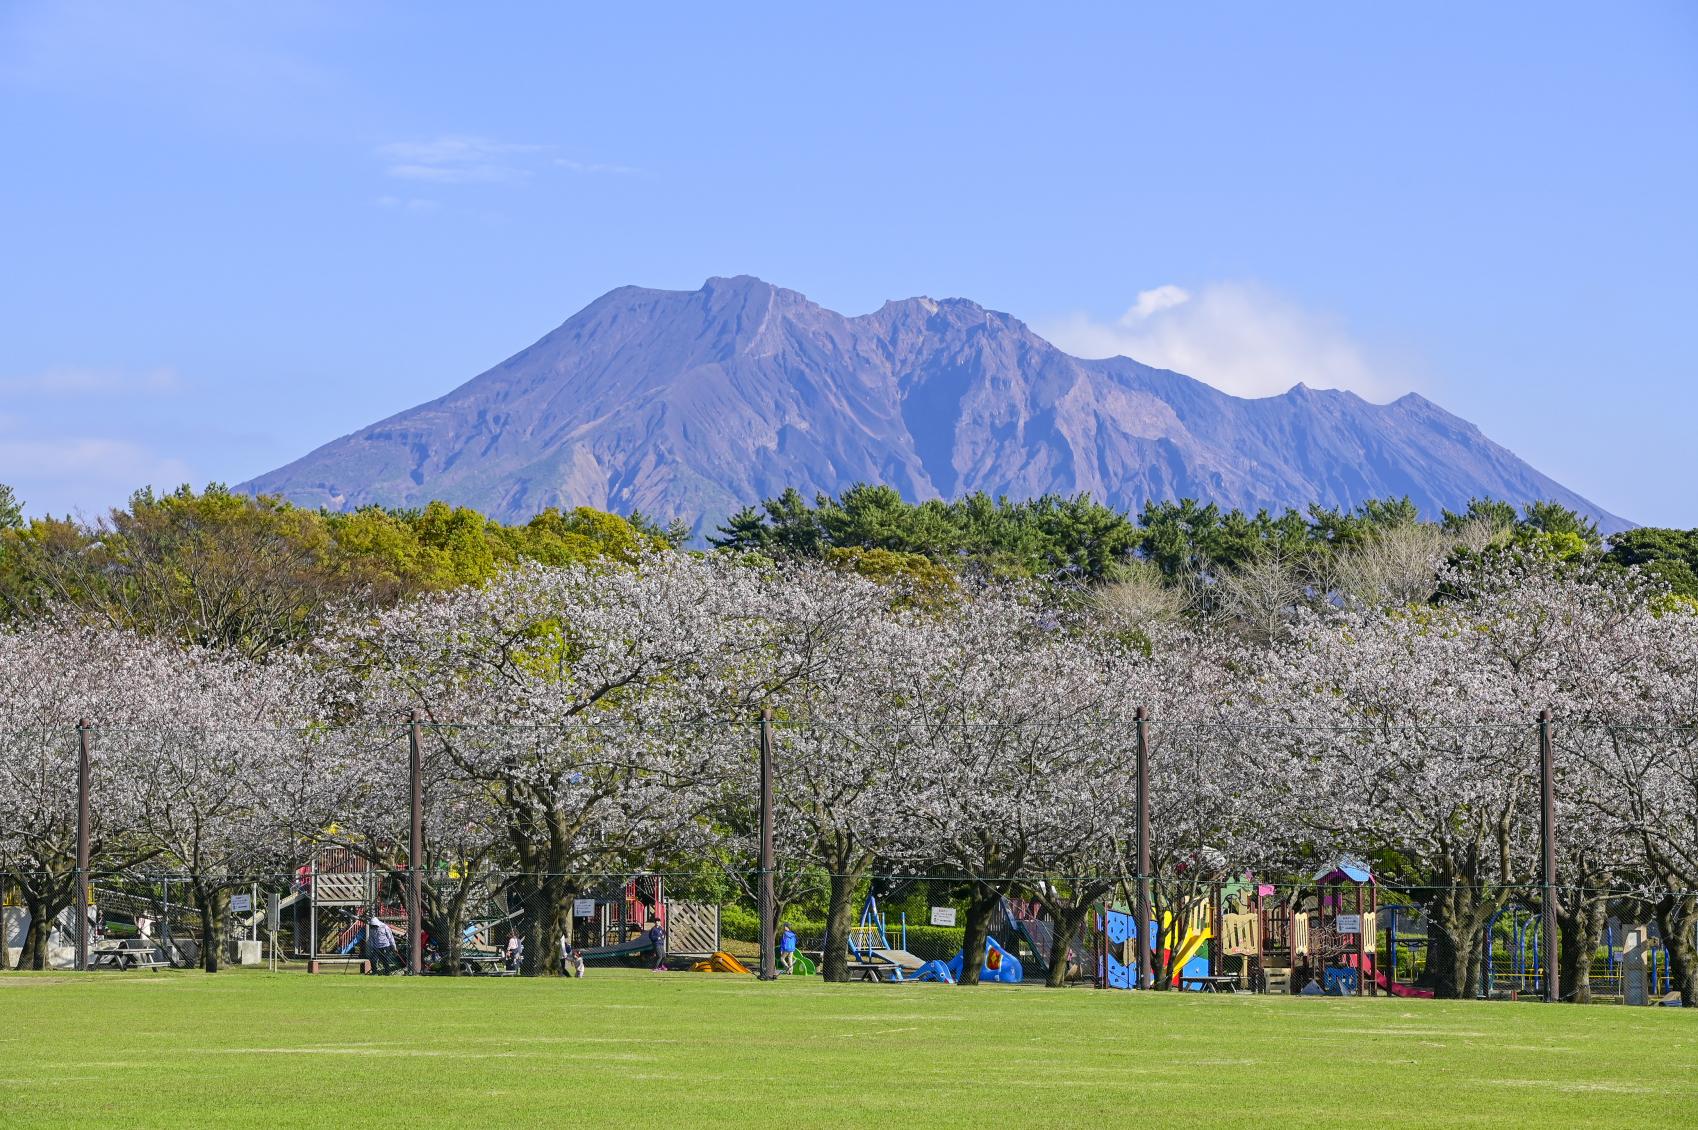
[1094,862,1383,995]
[845,893,1023,984]
[570,875,720,965]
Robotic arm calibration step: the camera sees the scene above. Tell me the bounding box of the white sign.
[229,894,252,913]
[929,907,957,927]
[573,898,597,918]
[1336,914,1362,934]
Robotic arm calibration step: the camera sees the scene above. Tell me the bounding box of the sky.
[2,2,1695,526]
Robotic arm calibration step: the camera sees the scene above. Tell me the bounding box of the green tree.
[0,483,21,530]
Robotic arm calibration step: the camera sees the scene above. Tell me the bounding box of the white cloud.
[0,366,183,396]
[378,135,546,184]
[376,136,640,184]
[0,436,194,518]
[1129,284,1191,318]
[1039,282,1404,401]
[552,158,640,175]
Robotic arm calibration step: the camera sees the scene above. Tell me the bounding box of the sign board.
[929,906,957,927]
[266,894,281,935]
[1335,914,1361,934]
[573,898,597,918]
[230,894,252,913]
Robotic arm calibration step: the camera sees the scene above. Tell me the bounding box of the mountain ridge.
[239,276,1630,535]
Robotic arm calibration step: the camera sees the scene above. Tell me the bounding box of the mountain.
[239,276,1630,535]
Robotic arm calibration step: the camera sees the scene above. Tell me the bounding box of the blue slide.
[946,937,1023,984]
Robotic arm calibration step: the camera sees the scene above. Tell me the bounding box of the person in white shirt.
[361,913,402,975]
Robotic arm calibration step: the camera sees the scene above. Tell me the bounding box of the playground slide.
[946,937,1023,984]
[691,951,753,974]
[1168,927,1210,986]
[869,948,926,973]
[1373,968,1434,998]
[581,935,656,961]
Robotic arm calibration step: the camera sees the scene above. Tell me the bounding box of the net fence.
[2,718,1694,1002]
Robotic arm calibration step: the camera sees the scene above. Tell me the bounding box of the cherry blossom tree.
[1269,549,1670,998]
[109,649,325,971]
[321,552,846,974]
[0,619,186,968]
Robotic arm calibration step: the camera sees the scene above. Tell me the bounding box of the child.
[779,923,798,974]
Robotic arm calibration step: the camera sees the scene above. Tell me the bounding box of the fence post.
[1135,706,1153,990]
[758,706,777,981]
[408,710,424,976]
[75,719,91,973]
[1539,708,1560,1003]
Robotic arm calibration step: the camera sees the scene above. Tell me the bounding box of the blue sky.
[3,2,1695,525]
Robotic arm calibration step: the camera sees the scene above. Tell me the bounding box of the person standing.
[363,913,402,975]
[648,920,667,971]
[779,924,798,974]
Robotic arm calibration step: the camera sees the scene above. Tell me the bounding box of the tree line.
[1,479,1695,1000]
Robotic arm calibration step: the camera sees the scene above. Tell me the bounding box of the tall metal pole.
[75,720,92,972]
[407,710,424,976]
[758,706,778,981]
[1135,706,1153,990]
[1539,709,1560,1004]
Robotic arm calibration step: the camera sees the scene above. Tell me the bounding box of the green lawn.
[2,968,1693,1128]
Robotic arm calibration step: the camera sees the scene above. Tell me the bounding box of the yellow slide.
[1170,926,1209,978]
[691,951,753,974]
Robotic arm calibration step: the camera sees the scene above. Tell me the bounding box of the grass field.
[2,968,1694,1128]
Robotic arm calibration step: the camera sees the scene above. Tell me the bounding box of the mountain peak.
[238,278,1629,535]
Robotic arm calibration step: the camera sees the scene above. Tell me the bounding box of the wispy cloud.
[1038,282,1407,401]
[552,158,639,175]
[0,365,183,396]
[0,435,194,519]
[378,135,546,184]
[375,135,640,186]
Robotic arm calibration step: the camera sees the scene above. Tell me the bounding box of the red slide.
[1374,968,1434,998]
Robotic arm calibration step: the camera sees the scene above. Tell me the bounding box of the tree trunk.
[195,883,224,973]
[1425,882,1503,999]
[1555,889,1608,1004]
[426,880,476,977]
[957,887,1000,987]
[1044,906,1089,988]
[520,872,567,976]
[1654,893,1698,1007]
[822,870,857,983]
[20,887,51,971]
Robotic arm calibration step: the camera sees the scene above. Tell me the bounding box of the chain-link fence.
[3,716,1696,1004]
[5,863,1693,1008]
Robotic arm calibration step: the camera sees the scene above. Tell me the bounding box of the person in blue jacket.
[779,923,798,973]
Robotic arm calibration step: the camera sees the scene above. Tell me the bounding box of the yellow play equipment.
[691,950,753,974]
[1160,903,1213,984]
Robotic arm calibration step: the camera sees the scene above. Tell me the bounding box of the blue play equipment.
[845,893,909,961]
[1324,966,1360,995]
[1485,904,1545,996]
[911,959,956,984]
[1100,908,1163,989]
[947,937,1023,984]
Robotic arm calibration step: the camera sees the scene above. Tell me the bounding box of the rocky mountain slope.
[240,276,1628,534]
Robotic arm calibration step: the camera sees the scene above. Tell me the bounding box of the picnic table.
[459,951,516,976]
[92,941,169,971]
[1179,974,1241,993]
[847,960,902,983]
